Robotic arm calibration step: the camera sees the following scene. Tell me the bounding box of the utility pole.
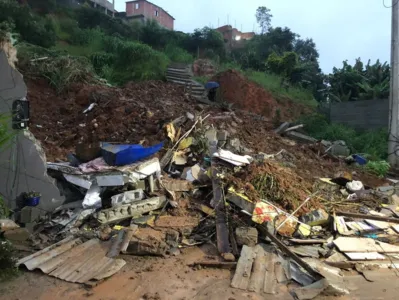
[389,0,399,167]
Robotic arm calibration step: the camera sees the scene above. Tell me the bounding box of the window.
[135,3,139,9]
[154,10,159,16]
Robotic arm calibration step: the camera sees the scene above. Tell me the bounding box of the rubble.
[2,76,398,298]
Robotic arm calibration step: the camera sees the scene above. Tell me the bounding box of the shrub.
[90,51,115,74]
[103,37,170,84]
[366,161,390,178]
[76,7,135,39]
[302,114,388,160]
[0,240,18,282]
[164,44,193,63]
[0,0,56,48]
[17,43,98,93]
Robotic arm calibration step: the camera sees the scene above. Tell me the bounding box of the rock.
[222,252,236,262]
[167,247,181,256]
[235,227,258,247]
[391,194,399,206]
[4,228,30,241]
[217,130,229,142]
[227,138,241,153]
[98,225,112,241]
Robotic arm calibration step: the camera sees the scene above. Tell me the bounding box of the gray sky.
[115,0,391,73]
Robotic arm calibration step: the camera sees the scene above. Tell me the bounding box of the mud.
[212,69,311,121]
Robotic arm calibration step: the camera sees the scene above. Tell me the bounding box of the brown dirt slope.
[212,69,311,121]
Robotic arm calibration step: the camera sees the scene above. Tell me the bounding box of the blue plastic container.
[26,196,40,207]
[101,142,164,166]
[352,154,367,166]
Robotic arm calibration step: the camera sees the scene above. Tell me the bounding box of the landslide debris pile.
[6,77,398,299]
[212,69,311,120]
[28,79,196,161]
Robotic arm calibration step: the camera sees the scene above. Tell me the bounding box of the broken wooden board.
[336,211,399,224]
[289,239,327,245]
[289,246,322,258]
[231,245,256,290]
[345,252,386,261]
[334,237,399,253]
[364,219,392,230]
[274,261,288,283]
[154,216,200,228]
[232,244,278,295]
[248,244,268,293]
[263,250,277,295]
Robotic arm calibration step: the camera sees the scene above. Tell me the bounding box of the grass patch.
[302,114,388,160]
[366,161,390,178]
[246,71,317,107]
[164,44,193,64]
[54,41,102,57]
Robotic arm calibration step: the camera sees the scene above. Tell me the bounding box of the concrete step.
[166,74,192,82]
[166,78,201,87]
[166,78,192,86]
[166,72,192,80]
[167,67,191,75]
[166,77,204,88]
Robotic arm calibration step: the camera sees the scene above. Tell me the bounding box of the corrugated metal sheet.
[17,237,126,283]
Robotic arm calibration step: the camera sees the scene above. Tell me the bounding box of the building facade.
[215,25,255,50]
[125,0,174,30]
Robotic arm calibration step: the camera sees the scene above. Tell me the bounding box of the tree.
[328,59,390,102]
[256,6,273,34]
[294,38,319,63]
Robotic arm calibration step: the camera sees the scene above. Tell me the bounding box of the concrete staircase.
[166,63,210,103]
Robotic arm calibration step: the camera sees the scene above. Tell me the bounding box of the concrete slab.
[0,49,65,215]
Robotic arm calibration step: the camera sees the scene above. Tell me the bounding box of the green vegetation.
[18,43,98,93]
[0,240,18,282]
[366,160,390,178]
[0,1,391,168]
[246,71,317,107]
[328,59,389,102]
[302,114,387,160]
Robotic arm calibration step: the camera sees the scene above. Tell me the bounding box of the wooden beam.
[336,211,399,224]
[257,224,323,280]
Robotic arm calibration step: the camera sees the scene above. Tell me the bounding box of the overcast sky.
[115,0,391,73]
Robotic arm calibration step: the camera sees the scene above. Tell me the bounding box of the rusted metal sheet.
[17,237,125,283]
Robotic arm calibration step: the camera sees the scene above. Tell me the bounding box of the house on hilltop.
[215,25,255,50]
[125,0,174,30]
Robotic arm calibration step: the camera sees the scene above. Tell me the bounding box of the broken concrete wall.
[0,47,65,215]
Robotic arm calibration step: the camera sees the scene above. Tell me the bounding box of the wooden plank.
[289,239,327,245]
[248,244,268,293]
[231,245,256,290]
[336,211,399,224]
[263,251,277,294]
[345,252,386,261]
[274,261,288,283]
[257,224,322,280]
[364,219,391,230]
[334,237,399,253]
